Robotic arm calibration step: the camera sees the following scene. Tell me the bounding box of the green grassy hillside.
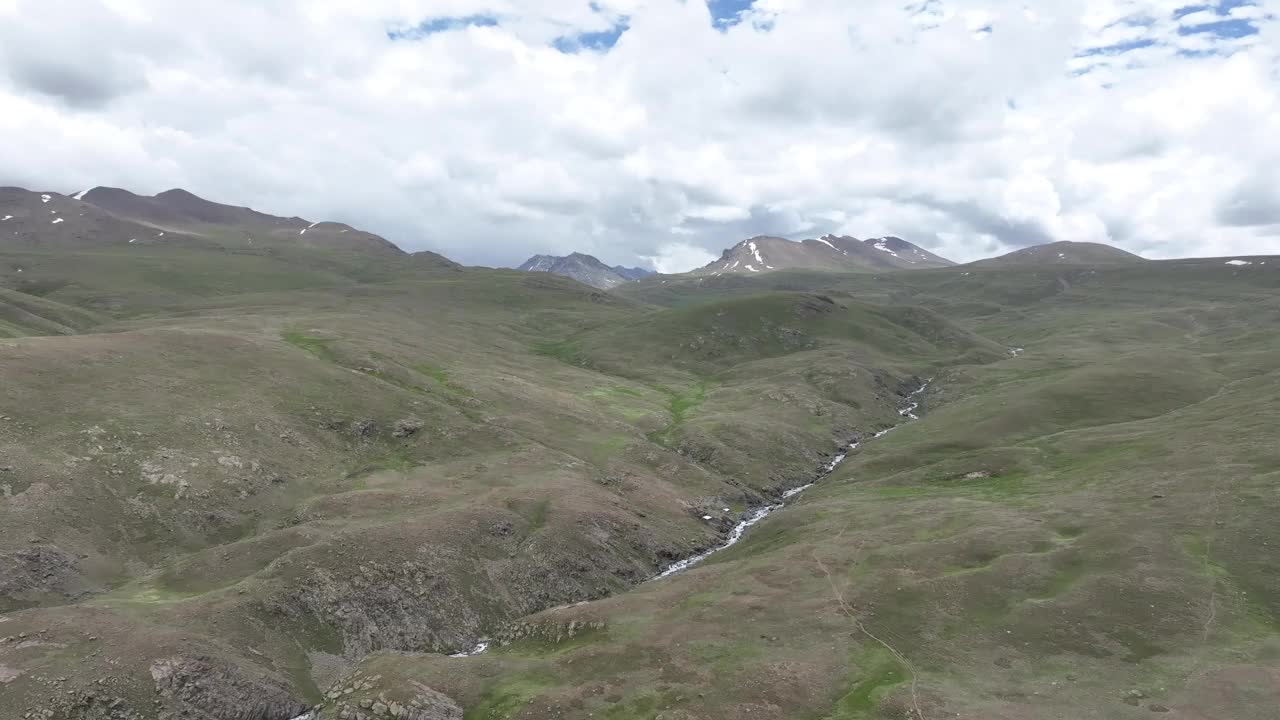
[0,237,1276,720]
[543,293,1005,378]
[0,241,983,719]
[340,256,1280,720]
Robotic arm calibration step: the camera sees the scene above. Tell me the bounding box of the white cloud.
[686,205,751,222]
[0,0,1278,270]
[641,241,719,274]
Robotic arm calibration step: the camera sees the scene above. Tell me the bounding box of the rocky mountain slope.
[693,234,953,276]
[517,252,651,289]
[0,186,211,250]
[1,185,411,259]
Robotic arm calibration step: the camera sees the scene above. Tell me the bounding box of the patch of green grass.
[1110,628,1166,664]
[678,590,722,609]
[363,367,430,395]
[601,689,684,720]
[944,550,1003,576]
[411,361,477,399]
[590,433,632,461]
[689,637,764,674]
[588,385,653,421]
[647,382,708,447]
[506,498,551,533]
[282,329,338,362]
[1027,553,1090,600]
[825,647,908,720]
[463,676,554,720]
[344,446,419,479]
[1182,535,1280,635]
[96,579,206,605]
[414,362,451,384]
[532,338,584,365]
[870,470,1030,503]
[1055,525,1086,540]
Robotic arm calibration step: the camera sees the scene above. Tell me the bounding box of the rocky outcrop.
[323,671,461,720]
[391,419,423,439]
[150,655,309,720]
[0,543,95,612]
[276,556,487,657]
[495,617,607,646]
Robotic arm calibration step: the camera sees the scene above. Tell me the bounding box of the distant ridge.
[518,252,651,289]
[969,241,1145,267]
[691,235,954,276]
[612,265,655,281]
[77,186,405,256]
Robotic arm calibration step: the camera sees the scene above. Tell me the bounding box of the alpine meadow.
[0,186,1277,719]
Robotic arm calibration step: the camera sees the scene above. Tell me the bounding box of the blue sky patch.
[707,0,758,30]
[1174,0,1255,19]
[1074,0,1266,67]
[1174,1,1260,37]
[1177,18,1259,37]
[1078,38,1157,57]
[388,14,498,40]
[1174,4,1212,19]
[553,16,631,53]
[1104,14,1157,30]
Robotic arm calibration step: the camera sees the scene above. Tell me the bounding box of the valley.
[1,187,1278,720]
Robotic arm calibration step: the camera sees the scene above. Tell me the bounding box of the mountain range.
[516,235,956,288]
[5,187,1145,283]
[1,186,416,259]
[693,234,956,275]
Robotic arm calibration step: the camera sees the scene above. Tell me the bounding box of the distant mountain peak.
[693,234,953,276]
[517,252,652,289]
[971,241,1145,268]
[611,265,655,281]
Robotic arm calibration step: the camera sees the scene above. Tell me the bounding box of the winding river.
[653,380,930,580]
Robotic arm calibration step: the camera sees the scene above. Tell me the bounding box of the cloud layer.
[1,0,1277,269]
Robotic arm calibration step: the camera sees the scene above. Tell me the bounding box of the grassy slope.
[0,245,1002,718]
[1,243,1276,719]
[0,286,104,337]
[340,259,1280,720]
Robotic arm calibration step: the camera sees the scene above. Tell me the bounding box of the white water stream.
[654,380,931,580]
[448,640,490,658]
[432,380,932,665]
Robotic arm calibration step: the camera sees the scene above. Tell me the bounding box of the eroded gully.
[654,379,930,580]
[414,380,933,669]
[283,382,934,720]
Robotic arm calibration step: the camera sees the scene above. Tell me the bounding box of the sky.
[0,0,1278,271]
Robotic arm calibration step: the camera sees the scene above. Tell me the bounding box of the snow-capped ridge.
[693,234,953,276]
